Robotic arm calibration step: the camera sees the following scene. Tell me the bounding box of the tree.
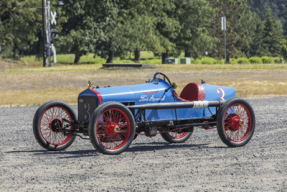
[58,0,109,64]
[208,0,255,61]
[123,14,159,63]
[242,14,264,57]
[282,7,287,37]
[99,0,163,63]
[0,0,42,59]
[281,39,287,60]
[153,0,182,63]
[174,0,215,59]
[247,0,287,24]
[261,9,284,56]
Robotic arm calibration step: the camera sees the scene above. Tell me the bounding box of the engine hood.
[78,79,172,105]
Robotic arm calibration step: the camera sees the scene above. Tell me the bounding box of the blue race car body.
[78,79,235,122]
[33,72,255,155]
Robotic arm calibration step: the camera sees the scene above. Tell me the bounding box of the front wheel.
[217,98,256,147]
[161,127,193,143]
[33,100,76,151]
[88,102,135,155]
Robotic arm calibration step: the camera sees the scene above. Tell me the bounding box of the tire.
[217,97,256,147]
[133,133,139,140]
[33,100,76,151]
[88,102,135,155]
[161,127,193,143]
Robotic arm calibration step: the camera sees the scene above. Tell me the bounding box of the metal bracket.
[75,134,90,140]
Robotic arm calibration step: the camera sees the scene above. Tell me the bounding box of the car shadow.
[5,143,227,158]
[126,142,214,152]
[5,149,99,158]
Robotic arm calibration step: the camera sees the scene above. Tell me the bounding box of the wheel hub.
[114,126,120,132]
[229,115,244,131]
[106,122,120,136]
[50,119,62,132]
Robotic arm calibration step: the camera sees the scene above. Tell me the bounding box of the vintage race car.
[33,72,256,155]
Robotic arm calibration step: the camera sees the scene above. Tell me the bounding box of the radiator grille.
[78,97,98,123]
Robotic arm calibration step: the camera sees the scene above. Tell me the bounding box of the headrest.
[179,83,205,101]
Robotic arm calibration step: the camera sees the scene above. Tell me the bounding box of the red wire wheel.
[89,102,135,155]
[161,128,193,143]
[33,100,76,151]
[217,98,255,147]
[40,106,72,145]
[96,108,130,150]
[224,104,252,142]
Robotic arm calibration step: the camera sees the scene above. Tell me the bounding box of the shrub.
[237,57,250,64]
[274,57,280,63]
[190,58,201,64]
[261,56,274,64]
[201,57,217,64]
[218,59,227,64]
[230,58,238,64]
[249,57,262,64]
[273,57,284,64]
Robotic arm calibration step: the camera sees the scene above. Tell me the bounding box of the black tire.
[133,133,139,140]
[160,127,193,143]
[217,97,256,147]
[33,100,76,151]
[88,102,135,155]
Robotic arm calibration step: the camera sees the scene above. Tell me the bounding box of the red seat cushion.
[179,83,205,101]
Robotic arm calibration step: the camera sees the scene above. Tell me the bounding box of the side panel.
[132,79,177,121]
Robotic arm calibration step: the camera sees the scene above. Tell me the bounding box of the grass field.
[1,59,287,106]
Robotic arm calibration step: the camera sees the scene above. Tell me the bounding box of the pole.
[222,17,227,64]
[224,29,226,64]
[48,1,52,67]
[42,0,46,67]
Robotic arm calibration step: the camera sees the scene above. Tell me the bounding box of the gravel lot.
[0,97,287,192]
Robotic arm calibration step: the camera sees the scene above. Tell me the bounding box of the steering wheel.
[153,72,172,85]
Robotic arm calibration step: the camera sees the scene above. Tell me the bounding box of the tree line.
[1,0,287,64]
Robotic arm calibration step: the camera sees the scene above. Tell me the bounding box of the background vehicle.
[33,72,256,155]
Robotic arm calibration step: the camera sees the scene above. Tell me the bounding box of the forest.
[1,0,287,64]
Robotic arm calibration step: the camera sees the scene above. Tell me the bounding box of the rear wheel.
[161,127,193,143]
[217,98,255,147]
[33,100,76,151]
[88,102,135,155]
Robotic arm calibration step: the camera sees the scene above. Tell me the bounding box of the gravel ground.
[0,97,287,192]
